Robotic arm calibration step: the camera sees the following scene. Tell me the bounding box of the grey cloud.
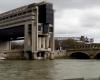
[1,0,100,42]
[0,0,38,12]
[1,0,100,12]
[49,0,100,10]
[81,15,100,28]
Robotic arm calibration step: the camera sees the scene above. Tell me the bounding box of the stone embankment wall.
[0,50,24,60]
[54,50,67,59]
[0,50,67,60]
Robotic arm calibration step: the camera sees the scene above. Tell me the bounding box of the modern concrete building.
[0,1,54,60]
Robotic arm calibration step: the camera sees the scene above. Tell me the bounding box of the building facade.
[0,2,54,59]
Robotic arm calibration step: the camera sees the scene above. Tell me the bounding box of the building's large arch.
[69,52,90,59]
[94,53,100,59]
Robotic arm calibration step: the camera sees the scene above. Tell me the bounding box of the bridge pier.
[90,56,94,59]
[24,51,38,60]
[33,51,38,60]
[49,52,54,60]
[23,50,55,60]
[32,51,55,60]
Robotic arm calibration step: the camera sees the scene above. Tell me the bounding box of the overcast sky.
[0,0,100,42]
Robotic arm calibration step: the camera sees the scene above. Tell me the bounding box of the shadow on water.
[63,77,100,80]
[0,60,56,80]
[0,60,100,80]
[63,78,84,80]
[85,77,100,80]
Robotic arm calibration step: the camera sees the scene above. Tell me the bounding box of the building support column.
[44,52,48,59]
[49,52,54,60]
[24,24,31,59]
[31,21,38,52]
[49,33,55,60]
[33,51,38,60]
[31,6,38,59]
[45,36,49,50]
[49,23,55,60]
[38,37,41,49]
[51,33,54,51]
[8,41,11,51]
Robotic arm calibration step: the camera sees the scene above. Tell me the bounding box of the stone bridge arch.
[69,52,90,59]
[66,49,100,59]
[94,52,100,59]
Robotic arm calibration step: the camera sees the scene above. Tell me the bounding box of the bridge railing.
[66,43,100,50]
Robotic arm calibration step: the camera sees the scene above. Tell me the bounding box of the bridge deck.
[0,25,24,40]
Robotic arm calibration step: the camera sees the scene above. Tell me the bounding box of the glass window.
[28,24,32,33]
[38,25,41,31]
[49,27,53,32]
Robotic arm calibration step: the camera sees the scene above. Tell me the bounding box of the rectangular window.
[38,25,41,31]
[49,27,53,32]
[28,24,32,33]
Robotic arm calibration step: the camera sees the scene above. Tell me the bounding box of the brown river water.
[0,59,100,80]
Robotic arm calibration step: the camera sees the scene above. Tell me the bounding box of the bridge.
[66,44,100,59]
[0,1,55,60]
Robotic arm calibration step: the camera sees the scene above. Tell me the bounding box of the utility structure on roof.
[0,1,54,60]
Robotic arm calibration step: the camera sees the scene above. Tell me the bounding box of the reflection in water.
[0,59,100,80]
[0,60,56,80]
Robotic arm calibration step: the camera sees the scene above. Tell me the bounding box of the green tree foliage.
[62,39,78,49]
[55,36,94,50]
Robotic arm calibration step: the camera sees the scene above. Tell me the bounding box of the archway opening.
[95,53,100,59]
[37,51,45,57]
[70,52,90,59]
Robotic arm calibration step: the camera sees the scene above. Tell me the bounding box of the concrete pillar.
[50,33,54,51]
[8,41,11,51]
[41,37,45,49]
[24,24,31,52]
[24,52,29,60]
[24,24,28,52]
[24,24,32,60]
[43,52,47,60]
[49,52,54,60]
[33,51,37,60]
[38,37,41,49]
[90,56,94,59]
[31,21,38,52]
[6,41,11,51]
[31,6,38,53]
[45,36,49,49]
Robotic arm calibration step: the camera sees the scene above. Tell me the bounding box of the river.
[0,59,100,80]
